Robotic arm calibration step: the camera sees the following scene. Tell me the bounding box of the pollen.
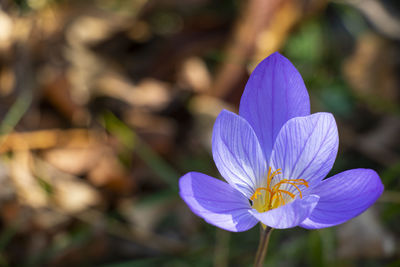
[250,167,309,213]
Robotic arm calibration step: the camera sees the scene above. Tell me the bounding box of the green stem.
[254,226,273,267]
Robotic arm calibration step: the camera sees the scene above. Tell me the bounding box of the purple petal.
[179,172,258,232]
[300,169,383,229]
[212,110,267,198]
[239,52,310,160]
[270,113,338,195]
[249,195,319,229]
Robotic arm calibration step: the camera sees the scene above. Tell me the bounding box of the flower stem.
[254,226,273,267]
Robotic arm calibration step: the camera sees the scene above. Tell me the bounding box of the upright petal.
[270,113,338,195]
[212,110,267,198]
[300,169,383,229]
[179,172,258,232]
[249,195,320,229]
[239,52,310,160]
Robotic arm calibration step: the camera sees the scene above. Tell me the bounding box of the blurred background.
[0,0,399,266]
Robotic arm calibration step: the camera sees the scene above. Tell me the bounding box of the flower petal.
[249,195,319,229]
[179,172,258,232]
[300,169,383,229]
[239,52,310,160]
[270,112,338,194]
[212,110,267,198]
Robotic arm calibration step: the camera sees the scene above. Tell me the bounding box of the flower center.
[250,167,309,213]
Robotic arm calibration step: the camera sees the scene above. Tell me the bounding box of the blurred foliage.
[0,0,399,266]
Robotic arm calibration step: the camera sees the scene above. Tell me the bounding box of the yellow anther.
[250,167,309,213]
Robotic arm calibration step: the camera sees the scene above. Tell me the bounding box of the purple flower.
[179,52,384,231]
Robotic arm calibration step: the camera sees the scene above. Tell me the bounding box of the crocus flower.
[179,52,383,231]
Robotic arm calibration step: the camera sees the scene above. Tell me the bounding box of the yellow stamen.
[272,178,308,198]
[267,168,281,189]
[276,189,296,199]
[250,167,309,213]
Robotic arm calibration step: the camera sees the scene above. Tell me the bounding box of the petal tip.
[267,51,286,61]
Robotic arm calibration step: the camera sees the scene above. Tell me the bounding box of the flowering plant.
[179,52,383,265]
